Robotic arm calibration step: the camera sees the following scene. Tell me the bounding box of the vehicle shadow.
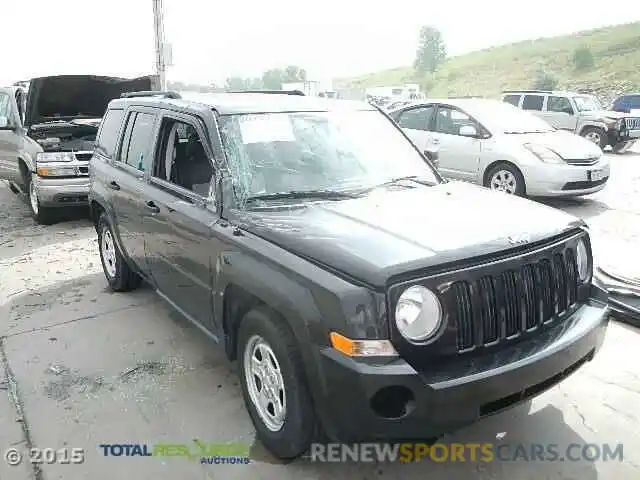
[280,403,600,479]
[533,196,610,221]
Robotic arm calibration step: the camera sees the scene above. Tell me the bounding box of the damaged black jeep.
[89,90,610,460]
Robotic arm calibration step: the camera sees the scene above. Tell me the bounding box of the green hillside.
[335,22,640,102]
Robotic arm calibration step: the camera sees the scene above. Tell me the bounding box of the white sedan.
[387,98,610,197]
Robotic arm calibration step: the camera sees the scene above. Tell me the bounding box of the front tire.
[97,213,141,292]
[237,306,320,459]
[26,173,56,225]
[580,126,607,149]
[485,163,526,196]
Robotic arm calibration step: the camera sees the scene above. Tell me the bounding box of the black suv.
[88,90,610,459]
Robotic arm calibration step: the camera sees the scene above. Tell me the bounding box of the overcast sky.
[3,1,639,87]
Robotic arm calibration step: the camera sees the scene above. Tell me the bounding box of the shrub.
[573,47,595,70]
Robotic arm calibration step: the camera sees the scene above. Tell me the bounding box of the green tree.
[224,76,261,90]
[283,65,307,82]
[573,46,594,70]
[261,69,284,89]
[414,26,447,75]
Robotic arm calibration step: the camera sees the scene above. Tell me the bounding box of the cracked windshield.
[1,1,640,480]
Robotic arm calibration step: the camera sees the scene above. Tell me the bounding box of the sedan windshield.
[218,109,440,206]
[573,95,601,112]
[469,101,555,134]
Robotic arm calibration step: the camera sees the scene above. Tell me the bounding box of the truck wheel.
[580,127,607,149]
[238,306,320,459]
[485,163,526,196]
[26,173,56,225]
[97,212,141,292]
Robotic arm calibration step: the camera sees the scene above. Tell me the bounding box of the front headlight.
[395,286,442,341]
[576,238,591,282]
[36,151,76,163]
[36,166,78,177]
[523,143,565,164]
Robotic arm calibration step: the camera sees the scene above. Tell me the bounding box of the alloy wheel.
[244,335,287,432]
[490,170,518,194]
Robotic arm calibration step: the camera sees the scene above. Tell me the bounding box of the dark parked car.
[88,90,610,460]
[611,93,640,114]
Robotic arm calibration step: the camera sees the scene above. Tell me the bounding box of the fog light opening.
[370,386,415,420]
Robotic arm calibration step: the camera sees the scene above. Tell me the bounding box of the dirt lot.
[1,153,640,480]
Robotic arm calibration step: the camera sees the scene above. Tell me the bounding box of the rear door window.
[396,106,435,131]
[522,95,544,111]
[120,112,158,172]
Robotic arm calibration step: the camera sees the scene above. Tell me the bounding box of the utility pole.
[152,0,167,90]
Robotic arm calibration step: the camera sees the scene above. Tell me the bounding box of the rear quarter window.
[95,108,125,158]
[503,94,521,107]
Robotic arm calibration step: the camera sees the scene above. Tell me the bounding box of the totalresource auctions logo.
[98,441,250,465]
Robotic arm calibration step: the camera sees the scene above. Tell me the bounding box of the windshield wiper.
[245,189,359,203]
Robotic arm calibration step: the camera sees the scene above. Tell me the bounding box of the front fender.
[577,119,609,133]
[212,237,388,396]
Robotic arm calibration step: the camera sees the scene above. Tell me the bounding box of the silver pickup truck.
[0,75,156,224]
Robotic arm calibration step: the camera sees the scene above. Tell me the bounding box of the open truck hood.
[24,75,157,127]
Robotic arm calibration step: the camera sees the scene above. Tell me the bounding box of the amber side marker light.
[329,332,398,357]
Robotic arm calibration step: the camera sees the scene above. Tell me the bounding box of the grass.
[335,22,640,102]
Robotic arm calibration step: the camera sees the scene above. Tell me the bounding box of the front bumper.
[315,294,609,442]
[524,158,611,197]
[33,175,90,207]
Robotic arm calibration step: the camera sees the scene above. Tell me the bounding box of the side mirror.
[424,148,439,168]
[459,125,478,137]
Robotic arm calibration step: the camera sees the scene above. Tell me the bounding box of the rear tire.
[580,126,607,149]
[97,212,141,292]
[237,306,321,460]
[25,173,56,225]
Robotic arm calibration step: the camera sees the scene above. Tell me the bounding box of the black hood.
[234,182,584,288]
[24,75,157,127]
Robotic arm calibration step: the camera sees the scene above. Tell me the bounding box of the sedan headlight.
[576,238,591,282]
[36,151,76,163]
[395,286,442,341]
[523,143,565,164]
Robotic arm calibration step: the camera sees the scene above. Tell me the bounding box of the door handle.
[108,181,120,190]
[431,138,441,145]
[145,201,160,213]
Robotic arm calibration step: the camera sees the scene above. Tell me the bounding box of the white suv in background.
[387,98,609,197]
[502,90,640,153]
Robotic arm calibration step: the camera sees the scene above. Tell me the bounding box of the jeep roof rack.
[227,90,305,96]
[120,90,182,99]
[501,90,552,94]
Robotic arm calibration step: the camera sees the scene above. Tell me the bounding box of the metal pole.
[152,0,167,90]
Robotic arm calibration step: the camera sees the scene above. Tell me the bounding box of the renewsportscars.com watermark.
[306,442,625,463]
